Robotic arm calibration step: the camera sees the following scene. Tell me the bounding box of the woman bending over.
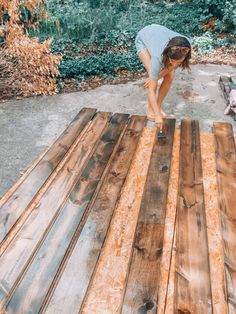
[135,24,191,129]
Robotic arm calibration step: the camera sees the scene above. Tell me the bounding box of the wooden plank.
[200,132,228,314]
[41,115,146,313]
[219,76,230,102]
[231,77,236,85]
[155,129,180,314]
[0,107,96,244]
[165,229,177,313]
[213,122,236,314]
[121,119,176,313]
[80,126,156,313]
[0,144,53,205]
[220,76,231,91]
[0,111,111,307]
[0,116,93,257]
[174,120,212,313]
[2,113,129,313]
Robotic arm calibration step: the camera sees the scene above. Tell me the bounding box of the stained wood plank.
[231,77,236,85]
[0,107,96,244]
[219,76,230,102]
[200,132,228,314]
[174,120,212,313]
[121,119,175,313]
[213,122,236,314]
[0,112,111,307]
[2,113,129,313]
[41,115,146,313]
[80,126,156,313]
[155,129,180,314]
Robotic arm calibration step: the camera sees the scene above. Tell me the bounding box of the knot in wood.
[177,309,191,314]
[145,300,155,310]
[160,165,168,172]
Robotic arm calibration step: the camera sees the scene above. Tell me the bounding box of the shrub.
[0,0,61,100]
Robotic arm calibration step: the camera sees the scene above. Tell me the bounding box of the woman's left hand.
[144,78,150,89]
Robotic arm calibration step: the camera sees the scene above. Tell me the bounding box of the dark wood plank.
[2,113,130,313]
[174,120,212,313]
[40,115,146,313]
[231,77,236,85]
[0,111,111,306]
[120,119,176,313]
[219,76,230,102]
[0,107,96,244]
[213,122,236,314]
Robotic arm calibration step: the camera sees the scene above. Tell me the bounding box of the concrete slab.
[0,64,235,197]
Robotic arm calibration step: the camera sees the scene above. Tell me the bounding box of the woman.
[135,24,191,129]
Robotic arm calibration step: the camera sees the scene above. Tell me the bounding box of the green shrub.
[29,0,235,82]
[191,0,236,33]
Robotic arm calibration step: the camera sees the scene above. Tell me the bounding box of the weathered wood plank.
[0,107,96,244]
[200,132,228,314]
[80,126,156,313]
[231,77,236,85]
[174,120,212,313]
[157,129,180,314]
[213,122,236,314]
[219,76,230,102]
[121,119,176,313]
[2,113,129,313]
[41,115,146,313]
[0,112,111,308]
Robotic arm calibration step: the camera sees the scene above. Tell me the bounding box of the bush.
[192,0,236,33]
[0,1,61,100]
[31,0,236,83]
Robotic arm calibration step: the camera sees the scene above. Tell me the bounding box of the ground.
[0,63,235,198]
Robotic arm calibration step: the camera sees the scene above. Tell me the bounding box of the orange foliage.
[0,0,61,100]
[201,17,216,32]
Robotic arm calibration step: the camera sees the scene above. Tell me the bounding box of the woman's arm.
[157,65,176,80]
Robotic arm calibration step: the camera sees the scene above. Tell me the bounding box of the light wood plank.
[213,122,236,314]
[174,120,212,313]
[2,113,129,314]
[121,119,176,313]
[80,126,156,313]
[0,112,110,308]
[42,115,145,313]
[200,132,228,314]
[0,108,96,244]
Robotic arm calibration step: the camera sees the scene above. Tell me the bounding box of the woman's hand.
[155,113,163,130]
[144,77,150,89]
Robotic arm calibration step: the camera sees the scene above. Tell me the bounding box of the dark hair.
[162,36,191,70]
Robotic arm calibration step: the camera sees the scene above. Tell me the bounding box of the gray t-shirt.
[138,24,189,80]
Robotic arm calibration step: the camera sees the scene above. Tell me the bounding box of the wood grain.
[80,125,155,314]
[0,108,96,244]
[219,76,231,102]
[0,111,110,309]
[213,122,236,314]
[2,113,129,314]
[121,119,176,313]
[42,115,145,313]
[174,120,212,313]
[157,129,180,314]
[200,132,228,314]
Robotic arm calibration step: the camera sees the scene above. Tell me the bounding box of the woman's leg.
[138,49,151,77]
[138,50,158,120]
